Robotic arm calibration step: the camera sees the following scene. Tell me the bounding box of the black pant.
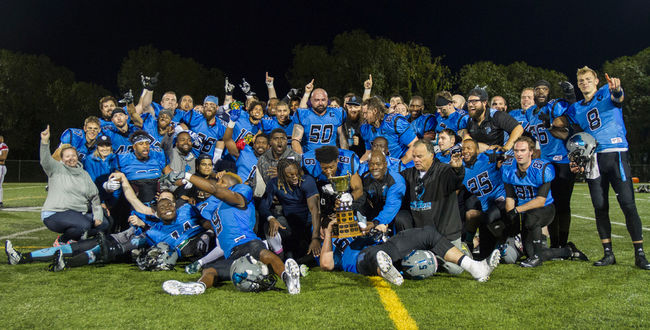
[587,151,643,241]
[264,214,312,261]
[356,226,454,276]
[522,204,570,260]
[43,210,109,242]
[548,162,575,247]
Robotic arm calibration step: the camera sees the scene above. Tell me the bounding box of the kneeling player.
[160,171,301,295]
[319,220,501,284]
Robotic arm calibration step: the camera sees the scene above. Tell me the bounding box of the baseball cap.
[346,96,361,106]
[97,135,112,146]
[111,108,127,117]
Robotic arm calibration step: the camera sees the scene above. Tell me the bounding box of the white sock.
[460,256,486,279]
[212,148,224,164]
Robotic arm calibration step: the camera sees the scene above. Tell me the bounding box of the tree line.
[1,31,648,161]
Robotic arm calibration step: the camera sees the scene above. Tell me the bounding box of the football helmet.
[230,254,277,292]
[566,132,597,168]
[401,250,438,280]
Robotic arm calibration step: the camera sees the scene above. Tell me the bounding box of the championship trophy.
[329,174,362,238]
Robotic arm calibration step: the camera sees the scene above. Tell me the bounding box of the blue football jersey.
[360,113,417,159]
[463,151,506,212]
[566,84,628,152]
[115,148,167,181]
[101,124,143,155]
[197,184,257,258]
[232,111,261,143]
[236,145,259,183]
[99,117,115,129]
[140,113,167,149]
[333,236,377,274]
[180,109,226,158]
[408,114,437,138]
[59,128,94,161]
[526,100,570,164]
[358,156,404,176]
[134,204,205,256]
[151,102,185,124]
[292,107,346,153]
[302,148,359,182]
[501,158,555,206]
[260,117,294,142]
[436,110,468,133]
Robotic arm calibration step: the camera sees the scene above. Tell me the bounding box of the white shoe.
[283,258,301,294]
[5,240,21,265]
[376,251,403,286]
[473,249,501,282]
[48,250,66,272]
[162,280,206,295]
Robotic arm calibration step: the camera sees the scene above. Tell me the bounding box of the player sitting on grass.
[5,174,207,271]
[159,171,302,295]
[319,218,501,284]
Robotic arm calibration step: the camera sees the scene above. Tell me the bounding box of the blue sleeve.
[373,173,405,225]
[230,184,253,204]
[336,107,346,125]
[458,114,469,130]
[550,100,569,119]
[301,175,319,199]
[180,109,203,129]
[351,153,360,174]
[360,125,372,150]
[424,115,437,133]
[396,117,417,146]
[151,102,163,116]
[59,129,73,145]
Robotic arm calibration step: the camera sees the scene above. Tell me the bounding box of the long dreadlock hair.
[276,158,303,194]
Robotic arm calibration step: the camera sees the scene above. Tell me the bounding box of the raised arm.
[39,125,58,175]
[299,79,314,109]
[362,74,372,101]
[186,173,246,208]
[224,110,241,158]
[265,72,277,99]
[109,172,155,215]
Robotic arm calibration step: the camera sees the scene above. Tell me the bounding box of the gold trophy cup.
[329,174,361,238]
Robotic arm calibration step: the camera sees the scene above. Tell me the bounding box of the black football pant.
[587,151,643,242]
[356,226,454,276]
[548,163,575,248]
[522,204,570,260]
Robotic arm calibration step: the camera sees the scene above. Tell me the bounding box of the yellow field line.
[1,246,51,249]
[368,276,418,330]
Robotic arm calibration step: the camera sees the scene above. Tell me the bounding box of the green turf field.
[1,182,649,329]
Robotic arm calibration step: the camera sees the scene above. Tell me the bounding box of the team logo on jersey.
[170,230,180,239]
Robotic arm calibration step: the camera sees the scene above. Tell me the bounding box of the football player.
[360,97,418,164]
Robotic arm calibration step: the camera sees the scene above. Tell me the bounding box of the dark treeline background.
[1,30,648,162]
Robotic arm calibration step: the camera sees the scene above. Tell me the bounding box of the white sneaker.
[5,240,21,265]
[376,251,403,286]
[283,258,301,294]
[162,280,206,295]
[48,250,66,272]
[473,249,501,282]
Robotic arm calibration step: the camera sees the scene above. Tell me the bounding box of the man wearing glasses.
[396,139,470,274]
[464,87,524,153]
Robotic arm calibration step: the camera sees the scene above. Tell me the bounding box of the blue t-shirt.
[526,100,570,164]
[463,151,506,212]
[360,113,417,159]
[115,148,167,181]
[302,148,359,183]
[501,158,555,206]
[566,84,628,152]
[292,107,346,153]
[197,184,257,258]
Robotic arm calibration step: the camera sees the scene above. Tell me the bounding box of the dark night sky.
[1,0,649,94]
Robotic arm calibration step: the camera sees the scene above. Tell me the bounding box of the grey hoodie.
[40,142,102,221]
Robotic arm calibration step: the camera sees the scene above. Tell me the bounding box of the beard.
[314,104,327,114]
[470,106,485,121]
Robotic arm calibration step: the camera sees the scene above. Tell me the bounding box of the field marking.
[572,214,650,232]
[1,246,50,249]
[369,276,418,330]
[3,185,45,190]
[3,195,47,202]
[0,206,42,212]
[0,227,48,240]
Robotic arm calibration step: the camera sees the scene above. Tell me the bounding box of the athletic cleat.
[474,249,500,282]
[283,258,301,294]
[635,255,650,270]
[162,280,206,295]
[185,261,202,274]
[299,264,309,277]
[376,251,403,286]
[567,242,589,261]
[593,254,616,266]
[5,240,22,265]
[520,256,543,268]
[48,250,66,272]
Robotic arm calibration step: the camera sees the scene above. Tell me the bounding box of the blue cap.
[204,95,219,105]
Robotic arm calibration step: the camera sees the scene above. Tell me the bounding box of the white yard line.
[3,185,45,190]
[0,206,42,212]
[572,213,650,234]
[0,227,47,240]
